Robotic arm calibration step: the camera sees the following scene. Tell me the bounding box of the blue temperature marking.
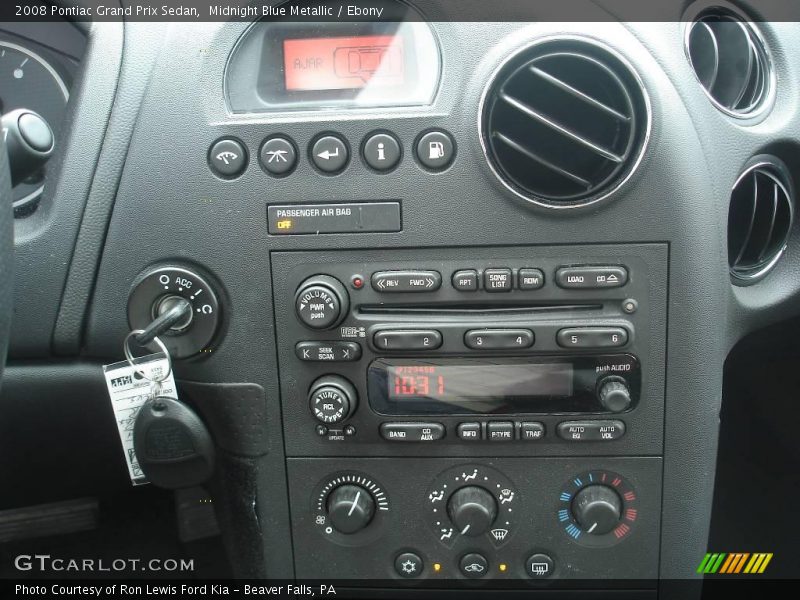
[560,492,572,502]
[573,477,583,487]
[589,473,594,482]
[558,509,570,522]
[566,524,582,539]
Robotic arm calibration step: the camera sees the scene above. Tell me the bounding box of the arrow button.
[311,135,348,173]
[371,270,443,293]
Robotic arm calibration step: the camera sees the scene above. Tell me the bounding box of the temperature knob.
[327,484,375,534]
[295,275,349,330]
[597,377,632,413]
[447,486,498,537]
[572,485,622,535]
[309,375,357,424]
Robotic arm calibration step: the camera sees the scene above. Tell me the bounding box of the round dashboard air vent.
[728,159,794,283]
[481,38,650,208]
[686,9,773,117]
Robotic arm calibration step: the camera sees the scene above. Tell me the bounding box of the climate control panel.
[287,457,661,581]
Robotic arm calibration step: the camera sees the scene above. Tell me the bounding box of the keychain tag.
[103,351,177,485]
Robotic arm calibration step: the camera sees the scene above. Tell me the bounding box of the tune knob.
[571,485,622,535]
[447,486,498,537]
[597,377,632,413]
[326,484,375,534]
[308,375,357,424]
[295,275,349,330]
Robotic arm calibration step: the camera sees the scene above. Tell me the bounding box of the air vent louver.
[482,39,650,207]
[686,10,773,117]
[729,160,794,283]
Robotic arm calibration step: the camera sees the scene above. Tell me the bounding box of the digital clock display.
[386,363,573,403]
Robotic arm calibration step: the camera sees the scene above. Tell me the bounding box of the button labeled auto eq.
[464,329,534,350]
[374,330,443,351]
[556,266,628,289]
[372,270,442,293]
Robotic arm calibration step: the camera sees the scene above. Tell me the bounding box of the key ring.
[123,329,173,383]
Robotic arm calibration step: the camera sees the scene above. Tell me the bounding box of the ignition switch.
[127,265,221,359]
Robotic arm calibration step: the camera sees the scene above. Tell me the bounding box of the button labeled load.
[556,266,628,289]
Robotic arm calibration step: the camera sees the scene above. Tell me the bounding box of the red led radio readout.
[283,35,405,91]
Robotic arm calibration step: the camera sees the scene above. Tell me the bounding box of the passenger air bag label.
[268,202,401,234]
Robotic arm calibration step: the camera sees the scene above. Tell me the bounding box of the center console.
[272,244,666,580]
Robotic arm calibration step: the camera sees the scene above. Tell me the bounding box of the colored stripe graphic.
[698,552,773,574]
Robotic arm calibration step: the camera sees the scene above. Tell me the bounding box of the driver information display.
[283,35,405,91]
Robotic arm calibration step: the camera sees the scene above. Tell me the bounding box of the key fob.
[133,396,215,489]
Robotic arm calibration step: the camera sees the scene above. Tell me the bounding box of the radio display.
[387,363,573,402]
[283,35,405,92]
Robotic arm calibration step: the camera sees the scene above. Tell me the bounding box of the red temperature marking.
[283,35,405,91]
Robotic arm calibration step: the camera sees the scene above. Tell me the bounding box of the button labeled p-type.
[373,330,443,351]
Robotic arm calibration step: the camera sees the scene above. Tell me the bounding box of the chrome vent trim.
[729,159,794,284]
[686,9,774,118]
[480,37,650,209]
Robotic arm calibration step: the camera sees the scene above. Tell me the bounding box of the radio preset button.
[457,422,482,441]
[556,420,626,442]
[484,268,512,292]
[452,269,478,291]
[374,330,443,351]
[487,421,514,441]
[519,422,545,441]
[295,341,361,362]
[380,422,445,442]
[464,329,534,350]
[556,266,628,289]
[518,268,545,290]
[557,327,628,348]
[372,270,442,293]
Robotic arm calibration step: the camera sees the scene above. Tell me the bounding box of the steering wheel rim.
[0,134,13,385]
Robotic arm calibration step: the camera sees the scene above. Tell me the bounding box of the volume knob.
[295,275,349,330]
[598,378,632,413]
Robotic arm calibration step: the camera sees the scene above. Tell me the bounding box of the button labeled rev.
[372,270,442,292]
[380,422,445,442]
[556,266,628,289]
[374,330,443,351]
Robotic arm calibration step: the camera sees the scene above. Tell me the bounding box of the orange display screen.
[283,35,405,91]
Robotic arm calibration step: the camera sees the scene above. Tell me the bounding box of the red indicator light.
[351,276,364,289]
[283,35,405,91]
